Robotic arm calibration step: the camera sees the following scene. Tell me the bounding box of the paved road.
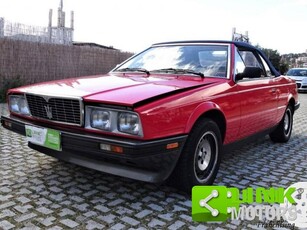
[0,94,307,230]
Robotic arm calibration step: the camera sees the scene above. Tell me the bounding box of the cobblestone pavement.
[0,94,307,230]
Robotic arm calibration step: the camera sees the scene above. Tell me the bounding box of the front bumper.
[1,115,187,183]
[296,81,307,92]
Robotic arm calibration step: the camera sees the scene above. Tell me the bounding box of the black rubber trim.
[294,101,300,111]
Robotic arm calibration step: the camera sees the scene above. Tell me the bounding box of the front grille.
[297,83,301,88]
[26,94,82,126]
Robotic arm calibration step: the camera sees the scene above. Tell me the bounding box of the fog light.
[4,120,12,128]
[100,143,123,153]
[100,144,111,151]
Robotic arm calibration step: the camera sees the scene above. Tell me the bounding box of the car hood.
[288,75,307,81]
[13,73,219,107]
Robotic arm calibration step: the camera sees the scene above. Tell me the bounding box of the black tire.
[170,118,222,193]
[269,105,293,143]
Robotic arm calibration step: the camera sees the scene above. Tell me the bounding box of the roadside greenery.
[0,75,24,102]
[256,46,289,74]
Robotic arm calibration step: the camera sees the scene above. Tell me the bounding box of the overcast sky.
[0,0,306,54]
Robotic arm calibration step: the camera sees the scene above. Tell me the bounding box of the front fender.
[184,102,224,133]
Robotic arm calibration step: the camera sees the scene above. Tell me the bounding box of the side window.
[239,50,265,78]
[259,55,273,77]
[239,51,261,68]
[235,50,245,75]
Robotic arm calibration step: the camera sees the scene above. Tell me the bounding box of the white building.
[296,56,307,68]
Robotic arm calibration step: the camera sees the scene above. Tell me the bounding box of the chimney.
[48,9,53,28]
[71,11,74,30]
[60,0,63,11]
[0,17,4,37]
[57,7,61,27]
[62,11,65,27]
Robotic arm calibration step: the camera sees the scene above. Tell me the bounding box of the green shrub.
[0,75,24,102]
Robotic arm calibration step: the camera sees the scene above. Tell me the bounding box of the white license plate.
[25,125,61,151]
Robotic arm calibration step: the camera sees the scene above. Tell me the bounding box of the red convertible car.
[1,41,300,192]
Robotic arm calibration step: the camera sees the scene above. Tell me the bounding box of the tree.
[256,45,287,73]
[260,48,281,70]
[279,62,289,75]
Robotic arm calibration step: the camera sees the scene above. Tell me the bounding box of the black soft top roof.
[152,40,280,76]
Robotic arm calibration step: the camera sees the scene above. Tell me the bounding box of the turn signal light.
[166,142,179,149]
[111,146,123,153]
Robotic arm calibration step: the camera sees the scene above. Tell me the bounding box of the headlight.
[91,110,111,131]
[118,112,140,135]
[9,95,30,115]
[86,106,143,136]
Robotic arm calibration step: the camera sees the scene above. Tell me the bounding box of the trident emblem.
[44,105,53,119]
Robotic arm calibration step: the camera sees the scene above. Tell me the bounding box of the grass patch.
[0,75,24,102]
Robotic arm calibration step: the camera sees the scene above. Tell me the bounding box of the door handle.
[270,88,277,94]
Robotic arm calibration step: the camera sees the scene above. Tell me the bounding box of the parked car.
[1,41,300,192]
[286,68,307,92]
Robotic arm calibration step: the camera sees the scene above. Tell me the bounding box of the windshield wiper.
[116,67,150,75]
[151,68,204,78]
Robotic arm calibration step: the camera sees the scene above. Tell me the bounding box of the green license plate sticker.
[25,125,61,151]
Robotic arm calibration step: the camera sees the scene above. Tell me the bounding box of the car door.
[234,48,279,139]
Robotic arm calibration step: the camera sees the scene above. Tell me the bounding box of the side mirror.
[236,73,244,81]
[236,67,263,81]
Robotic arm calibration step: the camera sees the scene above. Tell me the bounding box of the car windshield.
[114,45,229,78]
[286,69,307,76]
